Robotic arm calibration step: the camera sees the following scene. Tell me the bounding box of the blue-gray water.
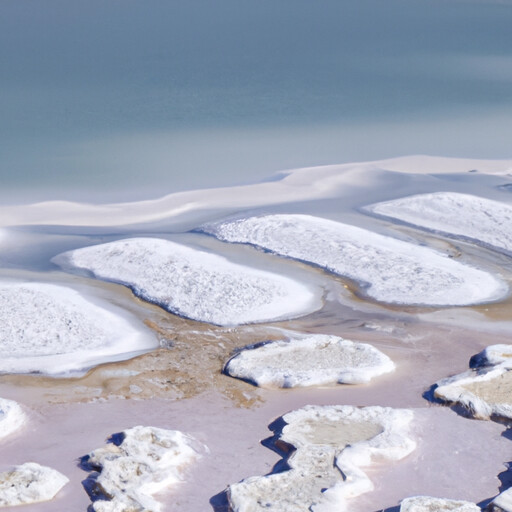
[1,0,512,203]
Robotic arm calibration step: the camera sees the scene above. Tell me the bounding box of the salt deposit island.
[2,156,512,511]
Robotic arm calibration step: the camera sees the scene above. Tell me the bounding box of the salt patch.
[81,425,205,512]
[224,334,395,388]
[434,345,512,420]
[366,192,512,255]
[0,462,69,507]
[54,237,321,326]
[0,282,155,375]
[0,398,25,441]
[400,496,481,512]
[227,405,415,512]
[204,214,506,306]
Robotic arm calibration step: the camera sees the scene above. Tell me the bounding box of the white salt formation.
[0,463,69,507]
[0,282,155,375]
[227,405,415,512]
[224,334,395,388]
[82,426,204,512]
[54,238,320,326]
[366,192,512,255]
[489,488,512,512]
[0,398,25,441]
[204,214,506,307]
[435,345,512,420]
[400,496,481,512]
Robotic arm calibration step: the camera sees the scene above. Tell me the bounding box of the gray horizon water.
[1,0,512,204]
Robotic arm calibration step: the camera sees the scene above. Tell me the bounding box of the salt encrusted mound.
[489,488,512,512]
[227,405,415,512]
[82,426,205,512]
[224,334,395,388]
[54,238,320,326]
[469,345,512,369]
[434,345,512,420]
[366,192,512,255]
[0,462,69,507]
[400,496,481,512]
[0,282,155,375]
[203,214,506,307]
[0,398,25,441]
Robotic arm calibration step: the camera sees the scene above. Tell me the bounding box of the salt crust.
[366,192,512,255]
[400,496,481,512]
[224,334,395,388]
[434,345,512,420]
[204,214,506,306]
[0,398,25,441]
[54,238,320,326]
[0,462,69,507]
[490,488,512,511]
[227,405,415,512]
[82,426,205,512]
[0,282,155,375]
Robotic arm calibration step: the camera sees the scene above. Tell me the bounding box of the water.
[1,0,512,203]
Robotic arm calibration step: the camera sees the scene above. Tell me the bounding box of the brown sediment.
[0,312,285,407]
[472,294,512,322]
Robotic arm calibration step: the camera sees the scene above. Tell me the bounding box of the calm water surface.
[1,0,511,203]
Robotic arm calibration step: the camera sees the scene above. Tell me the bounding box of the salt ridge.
[204,214,507,307]
[0,282,156,375]
[367,191,512,255]
[54,238,321,326]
